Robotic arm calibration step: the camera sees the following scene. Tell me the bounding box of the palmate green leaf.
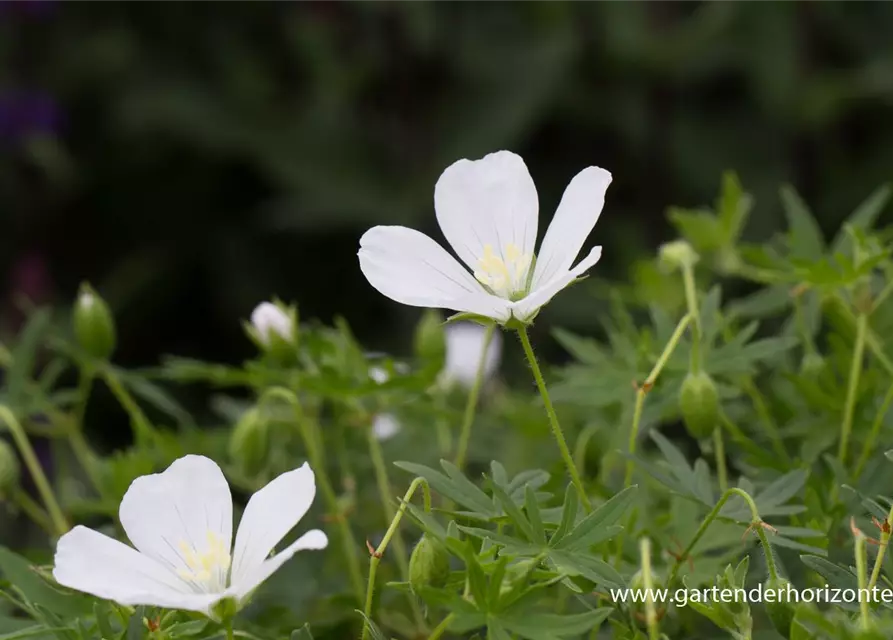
[830,184,891,257]
[500,608,613,640]
[0,626,66,640]
[0,548,92,619]
[115,367,193,427]
[781,184,825,262]
[552,486,637,550]
[394,460,494,519]
[800,555,860,608]
[629,431,713,506]
[5,309,52,410]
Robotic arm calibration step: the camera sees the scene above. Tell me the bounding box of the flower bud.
[679,371,720,440]
[764,577,796,639]
[228,407,269,476]
[414,309,446,367]
[72,283,116,360]
[246,301,298,364]
[408,534,450,593]
[627,568,665,628]
[658,240,699,272]
[0,441,19,496]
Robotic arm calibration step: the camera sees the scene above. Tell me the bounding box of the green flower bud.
[0,441,19,496]
[414,309,446,367]
[628,569,665,628]
[408,534,450,594]
[679,371,720,440]
[228,408,269,476]
[73,283,116,360]
[764,578,795,639]
[658,240,699,272]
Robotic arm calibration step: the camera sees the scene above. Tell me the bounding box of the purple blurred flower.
[0,90,61,143]
[0,0,56,17]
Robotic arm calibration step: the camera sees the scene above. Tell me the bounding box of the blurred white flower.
[250,302,293,345]
[442,322,502,388]
[369,366,401,440]
[372,413,401,441]
[358,150,611,324]
[52,456,327,618]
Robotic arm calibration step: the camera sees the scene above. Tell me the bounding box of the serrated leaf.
[394,461,493,518]
[781,185,825,261]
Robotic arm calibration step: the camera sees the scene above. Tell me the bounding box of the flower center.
[176,531,231,592]
[473,243,532,298]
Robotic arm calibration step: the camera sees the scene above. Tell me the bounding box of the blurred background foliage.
[2,1,893,444]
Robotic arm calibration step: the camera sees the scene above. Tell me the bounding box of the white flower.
[369,366,401,440]
[372,413,401,441]
[358,151,611,324]
[250,302,293,345]
[52,455,327,617]
[442,322,502,388]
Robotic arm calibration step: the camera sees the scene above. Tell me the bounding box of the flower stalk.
[0,405,68,536]
[517,326,591,512]
[361,477,431,640]
[259,387,365,604]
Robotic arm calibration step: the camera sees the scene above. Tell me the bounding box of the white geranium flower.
[442,322,502,388]
[372,413,401,441]
[250,302,293,345]
[358,151,611,324]
[52,455,327,618]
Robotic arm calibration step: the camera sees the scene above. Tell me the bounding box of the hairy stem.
[517,326,591,512]
[361,478,431,640]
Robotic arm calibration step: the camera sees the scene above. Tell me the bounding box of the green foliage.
[4,171,893,640]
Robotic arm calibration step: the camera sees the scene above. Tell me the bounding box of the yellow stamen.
[473,242,531,298]
[176,531,231,591]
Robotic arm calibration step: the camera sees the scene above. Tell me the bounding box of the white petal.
[230,463,317,586]
[358,225,512,321]
[442,322,502,388]
[372,413,401,440]
[512,246,602,321]
[532,167,611,289]
[434,151,539,273]
[119,455,233,577]
[227,530,328,602]
[53,526,220,614]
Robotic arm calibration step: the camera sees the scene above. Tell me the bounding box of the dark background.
[2,1,893,392]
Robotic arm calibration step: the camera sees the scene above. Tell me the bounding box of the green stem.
[11,487,53,534]
[868,504,893,591]
[0,406,68,536]
[361,478,431,640]
[639,537,660,640]
[517,326,591,512]
[426,613,455,640]
[258,388,365,604]
[667,487,762,586]
[101,368,156,445]
[713,427,728,492]
[624,313,693,487]
[838,313,867,465]
[225,621,234,640]
[69,368,104,495]
[364,424,425,629]
[854,527,870,629]
[681,264,702,373]
[855,378,893,480]
[453,324,495,470]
